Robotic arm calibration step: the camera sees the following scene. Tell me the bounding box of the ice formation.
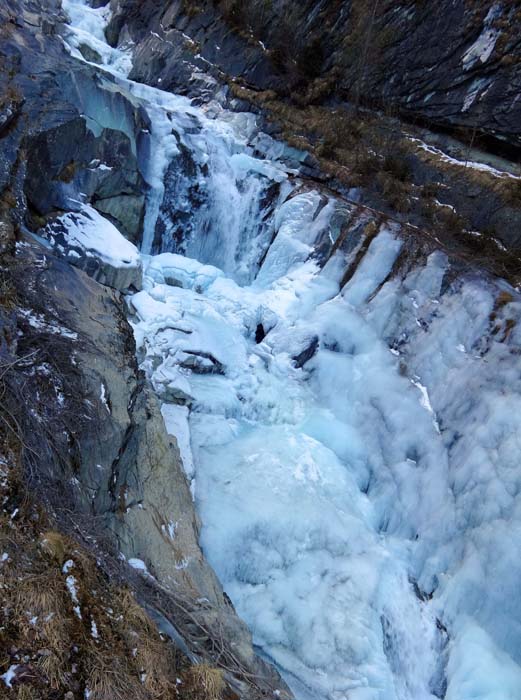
[59,3,521,699]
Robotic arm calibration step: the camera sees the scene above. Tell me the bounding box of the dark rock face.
[2,239,287,698]
[107,0,521,149]
[293,334,319,369]
[106,0,285,97]
[1,0,147,248]
[24,119,145,241]
[153,139,206,253]
[179,350,225,374]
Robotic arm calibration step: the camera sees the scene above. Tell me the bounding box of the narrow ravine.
[56,3,521,700]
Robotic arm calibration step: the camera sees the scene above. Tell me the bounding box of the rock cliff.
[106,0,521,151]
[101,0,521,258]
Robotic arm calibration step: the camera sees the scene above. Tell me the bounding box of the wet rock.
[292,334,319,368]
[93,193,145,243]
[78,42,102,63]
[154,139,206,253]
[179,350,225,375]
[161,383,194,406]
[0,0,148,247]
[24,120,146,242]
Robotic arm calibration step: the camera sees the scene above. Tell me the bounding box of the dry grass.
[0,83,23,111]
[86,659,148,700]
[489,290,517,342]
[117,589,179,698]
[36,652,68,690]
[375,172,412,213]
[39,530,69,565]
[16,687,41,700]
[498,177,521,207]
[0,447,226,700]
[119,589,154,631]
[0,270,18,309]
[14,572,71,661]
[0,188,17,275]
[181,1,203,18]
[57,160,78,183]
[229,83,409,188]
[407,138,521,208]
[496,290,514,308]
[182,663,225,700]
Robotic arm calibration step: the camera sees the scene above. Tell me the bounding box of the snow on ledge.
[408,137,521,180]
[44,204,141,269]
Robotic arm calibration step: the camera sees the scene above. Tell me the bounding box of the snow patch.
[128,558,150,575]
[409,137,521,179]
[42,204,141,269]
[1,665,18,689]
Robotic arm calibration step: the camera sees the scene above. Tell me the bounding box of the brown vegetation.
[0,430,226,699]
[183,664,224,700]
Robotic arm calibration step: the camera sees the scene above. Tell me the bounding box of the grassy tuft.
[39,530,69,565]
[182,663,225,700]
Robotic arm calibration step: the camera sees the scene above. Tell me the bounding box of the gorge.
[1,2,521,699]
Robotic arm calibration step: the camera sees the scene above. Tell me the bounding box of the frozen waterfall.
[60,3,521,700]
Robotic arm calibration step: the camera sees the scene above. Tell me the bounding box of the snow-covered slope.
[56,3,521,700]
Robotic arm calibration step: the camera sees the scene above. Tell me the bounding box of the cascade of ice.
[60,4,521,700]
[62,0,288,273]
[155,118,291,283]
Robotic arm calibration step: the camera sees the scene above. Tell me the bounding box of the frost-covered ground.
[59,3,521,700]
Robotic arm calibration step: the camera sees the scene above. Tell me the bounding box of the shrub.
[382,153,411,182]
[376,171,412,212]
[181,1,203,18]
[498,177,521,207]
[40,530,69,565]
[422,181,440,199]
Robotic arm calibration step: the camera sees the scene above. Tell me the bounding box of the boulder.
[38,204,142,292]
